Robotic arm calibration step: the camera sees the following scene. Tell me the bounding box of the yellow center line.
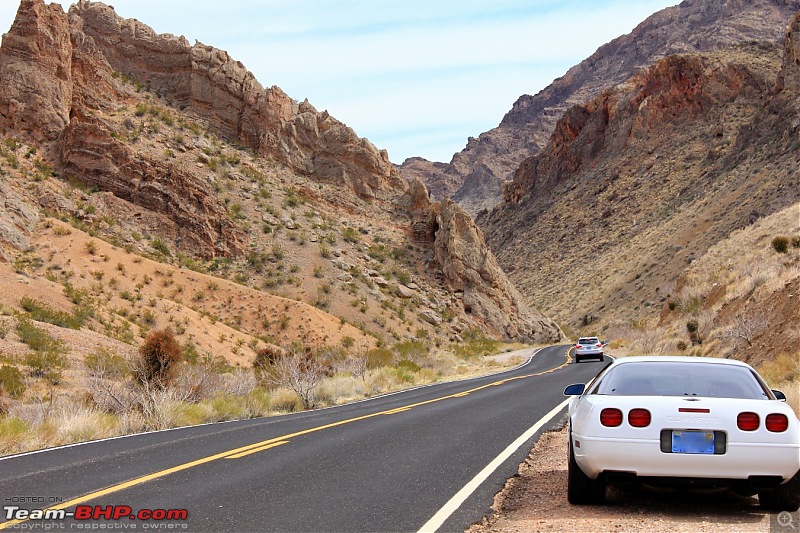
[0,351,571,530]
[225,440,290,459]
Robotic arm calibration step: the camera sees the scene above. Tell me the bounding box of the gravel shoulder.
[469,421,774,533]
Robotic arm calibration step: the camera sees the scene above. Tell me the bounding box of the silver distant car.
[574,337,604,362]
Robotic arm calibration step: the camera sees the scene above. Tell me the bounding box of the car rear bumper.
[573,434,800,481]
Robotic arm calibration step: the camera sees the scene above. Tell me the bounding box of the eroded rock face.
[70,0,406,201]
[778,11,800,90]
[0,0,405,256]
[0,0,558,339]
[433,199,562,343]
[0,0,74,141]
[59,114,247,257]
[0,181,39,261]
[401,0,800,217]
[503,53,776,204]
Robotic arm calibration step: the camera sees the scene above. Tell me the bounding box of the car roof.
[578,336,598,340]
[609,355,752,368]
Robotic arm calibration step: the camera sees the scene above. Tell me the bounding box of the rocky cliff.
[0,0,559,344]
[479,25,800,330]
[402,0,800,217]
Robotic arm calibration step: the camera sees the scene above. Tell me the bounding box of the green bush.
[17,318,64,353]
[366,346,394,369]
[453,329,500,359]
[85,347,129,378]
[397,359,421,373]
[20,297,86,329]
[393,340,427,362]
[342,227,360,243]
[772,236,790,254]
[23,349,68,384]
[0,365,26,398]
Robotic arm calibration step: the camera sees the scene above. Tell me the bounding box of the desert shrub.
[270,387,303,412]
[0,365,25,398]
[453,329,500,360]
[758,353,800,384]
[253,344,287,386]
[133,328,181,390]
[342,226,360,243]
[686,319,702,345]
[20,296,85,329]
[771,236,790,254]
[0,416,30,453]
[16,318,60,352]
[397,359,421,373]
[24,350,68,384]
[254,343,329,409]
[17,318,68,383]
[393,340,428,362]
[366,346,394,368]
[151,238,171,257]
[85,346,130,379]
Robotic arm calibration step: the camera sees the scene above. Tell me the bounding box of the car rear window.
[590,362,770,399]
[579,338,598,345]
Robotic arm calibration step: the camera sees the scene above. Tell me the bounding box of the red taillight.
[765,413,789,433]
[596,343,602,348]
[600,408,623,427]
[628,408,651,428]
[737,412,760,431]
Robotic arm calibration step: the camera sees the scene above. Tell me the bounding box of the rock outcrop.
[397,178,561,342]
[69,0,406,201]
[0,0,557,342]
[479,40,798,329]
[0,0,76,141]
[401,0,800,217]
[0,0,407,256]
[58,113,247,257]
[433,198,562,342]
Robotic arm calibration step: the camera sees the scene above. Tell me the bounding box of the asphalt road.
[0,344,606,532]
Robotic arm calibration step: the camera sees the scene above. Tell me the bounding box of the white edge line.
[0,347,550,463]
[417,397,571,533]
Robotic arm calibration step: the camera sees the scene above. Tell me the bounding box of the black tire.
[567,435,606,505]
[759,471,800,511]
[597,354,604,362]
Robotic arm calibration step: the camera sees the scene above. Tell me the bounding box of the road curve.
[0,345,605,532]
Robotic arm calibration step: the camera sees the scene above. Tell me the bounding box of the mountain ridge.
[402,0,800,217]
[0,0,561,346]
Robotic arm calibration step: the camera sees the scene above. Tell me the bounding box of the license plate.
[672,430,715,454]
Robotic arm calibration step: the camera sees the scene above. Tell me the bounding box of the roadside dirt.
[469,423,775,533]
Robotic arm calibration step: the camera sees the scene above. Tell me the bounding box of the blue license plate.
[672,430,714,454]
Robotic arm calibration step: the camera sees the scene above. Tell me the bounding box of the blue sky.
[0,0,677,163]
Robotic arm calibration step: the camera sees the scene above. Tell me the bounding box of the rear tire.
[567,435,606,505]
[759,471,800,511]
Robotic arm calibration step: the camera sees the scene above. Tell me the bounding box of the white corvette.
[563,356,800,510]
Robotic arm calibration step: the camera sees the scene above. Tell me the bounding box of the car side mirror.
[772,390,787,401]
[564,383,586,396]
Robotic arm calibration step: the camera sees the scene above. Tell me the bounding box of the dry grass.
[0,347,521,456]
